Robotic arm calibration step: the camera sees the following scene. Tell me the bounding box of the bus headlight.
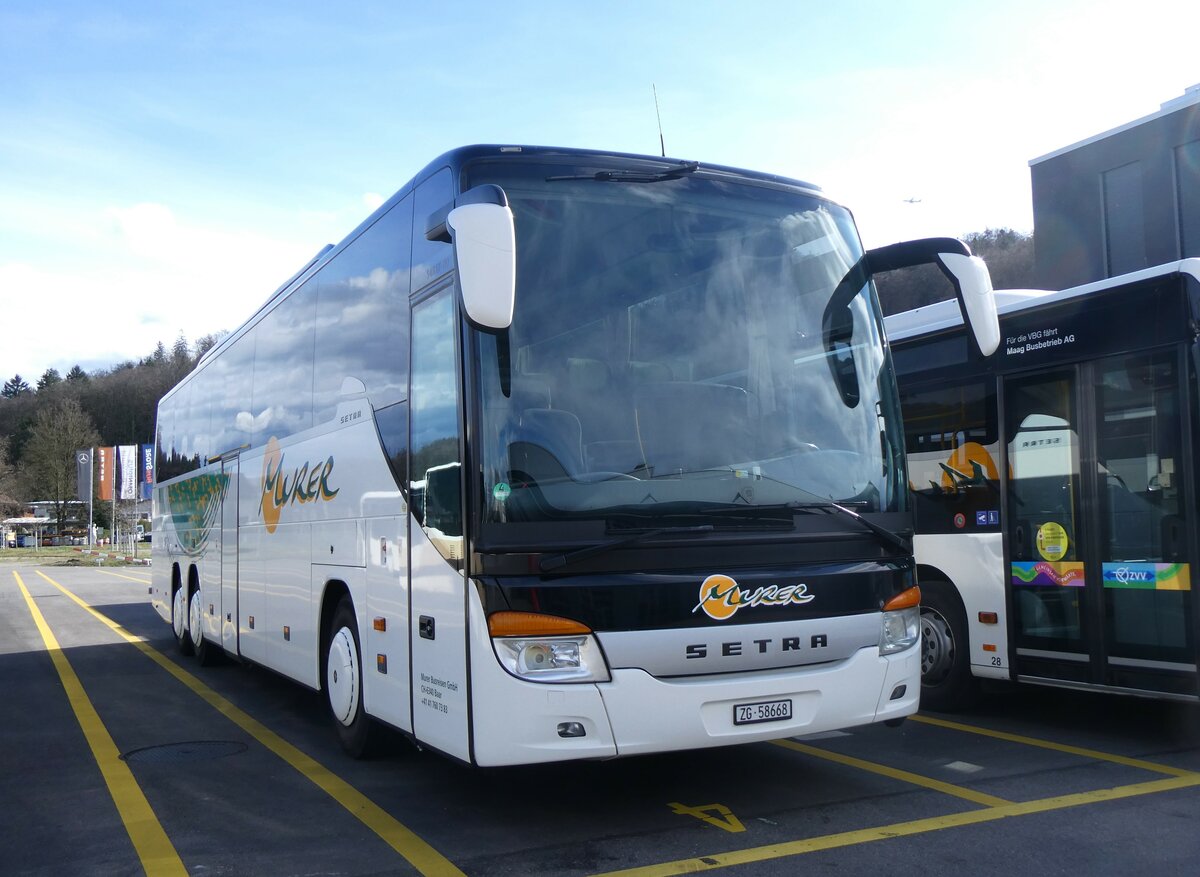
[879,586,921,655]
[488,611,611,683]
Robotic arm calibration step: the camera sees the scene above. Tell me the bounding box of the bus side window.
[375,400,408,495]
[412,167,454,293]
[314,195,413,421]
[901,380,1000,534]
[410,289,463,566]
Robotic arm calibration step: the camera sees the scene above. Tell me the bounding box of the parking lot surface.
[3,561,1198,876]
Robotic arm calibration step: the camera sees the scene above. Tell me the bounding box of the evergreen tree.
[2,375,31,398]
[36,368,62,392]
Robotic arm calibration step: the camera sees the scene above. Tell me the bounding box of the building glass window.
[1103,162,1147,277]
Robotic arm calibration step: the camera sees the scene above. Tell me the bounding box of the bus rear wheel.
[172,584,194,656]
[919,580,979,711]
[324,597,377,758]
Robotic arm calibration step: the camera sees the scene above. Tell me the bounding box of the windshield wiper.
[539,524,713,572]
[546,160,700,183]
[789,501,911,554]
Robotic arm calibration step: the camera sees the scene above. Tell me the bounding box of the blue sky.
[2,0,1198,382]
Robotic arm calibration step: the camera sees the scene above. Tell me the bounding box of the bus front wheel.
[324,597,377,757]
[919,580,979,711]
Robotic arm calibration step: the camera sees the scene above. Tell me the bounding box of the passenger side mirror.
[447,190,516,331]
[864,238,1000,356]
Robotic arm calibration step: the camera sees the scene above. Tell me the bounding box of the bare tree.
[22,398,101,534]
[0,435,22,516]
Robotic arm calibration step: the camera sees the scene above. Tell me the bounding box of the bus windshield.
[469,159,905,535]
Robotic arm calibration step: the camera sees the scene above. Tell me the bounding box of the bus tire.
[172,582,194,656]
[188,584,217,666]
[324,597,377,758]
[919,579,979,711]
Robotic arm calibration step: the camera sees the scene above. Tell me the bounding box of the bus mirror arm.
[861,238,1001,357]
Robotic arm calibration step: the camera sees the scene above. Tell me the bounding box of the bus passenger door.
[1092,351,1194,696]
[1005,369,1091,682]
[220,456,240,654]
[407,286,471,761]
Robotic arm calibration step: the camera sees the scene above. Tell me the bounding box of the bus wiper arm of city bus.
[539,524,714,572]
[546,160,700,183]
[788,500,912,554]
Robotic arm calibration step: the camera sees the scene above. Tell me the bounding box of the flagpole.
[88,448,94,547]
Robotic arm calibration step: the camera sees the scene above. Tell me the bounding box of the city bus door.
[1005,368,1091,684]
[1004,353,1196,697]
[220,455,240,654]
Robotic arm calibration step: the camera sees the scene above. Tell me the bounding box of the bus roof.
[884,258,1200,344]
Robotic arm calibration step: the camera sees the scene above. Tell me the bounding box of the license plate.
[733,699,793,725]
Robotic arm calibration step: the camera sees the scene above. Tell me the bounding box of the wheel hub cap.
[327,627,358,726]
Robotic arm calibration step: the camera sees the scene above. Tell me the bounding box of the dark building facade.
[1030,86,1200,290]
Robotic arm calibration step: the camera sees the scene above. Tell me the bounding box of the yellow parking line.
[911,714,1195,778]
[37,570,464,877]
[94,569,153,584]
[772,738,1011,807]
[14,571,187,876]
[591,774,1200,876]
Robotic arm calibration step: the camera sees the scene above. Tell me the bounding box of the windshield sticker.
[259,437,339,534]
[1102,563,1191,591]
[1011,561,1084,588]
[492,482,511,502]
[693,574,814,621]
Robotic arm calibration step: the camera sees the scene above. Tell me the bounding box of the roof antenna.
[653,84,666,157]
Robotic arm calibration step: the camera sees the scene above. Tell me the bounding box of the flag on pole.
[76,449,93,504]
[119,445,138,500]
[97,447,115,501]
[140,444,155,500]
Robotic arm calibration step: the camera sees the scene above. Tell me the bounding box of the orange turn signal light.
[978,611,999,624]
[487,611,591,638]
[882,586,921,611]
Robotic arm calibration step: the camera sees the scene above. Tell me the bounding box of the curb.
[74,548,152,566]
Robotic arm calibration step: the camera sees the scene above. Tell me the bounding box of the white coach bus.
[151,145,997,765]
[888,260,1200,709]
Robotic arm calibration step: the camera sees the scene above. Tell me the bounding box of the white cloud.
[0,201,334,380]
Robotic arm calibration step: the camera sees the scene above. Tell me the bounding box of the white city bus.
[888,260,1200,709]
[151,145,997,765]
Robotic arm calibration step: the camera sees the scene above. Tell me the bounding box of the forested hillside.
[0,333,222,510]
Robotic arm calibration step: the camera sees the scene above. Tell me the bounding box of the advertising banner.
[97,446,115,502]
[119,444,138,500]
[140,444,155,500]
[75,448,93,504]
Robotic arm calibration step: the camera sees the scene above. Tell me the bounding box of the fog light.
[890,684,907,700]
[557,722,586,738]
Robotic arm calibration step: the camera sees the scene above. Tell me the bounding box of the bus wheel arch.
[171,563,193,656]
[917,574,979,711]
[320,583,377,757]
